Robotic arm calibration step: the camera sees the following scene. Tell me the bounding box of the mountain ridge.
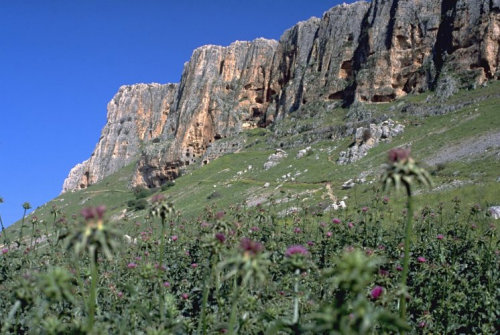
[62,0,500,192]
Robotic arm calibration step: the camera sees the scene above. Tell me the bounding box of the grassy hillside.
[7,81,499,234]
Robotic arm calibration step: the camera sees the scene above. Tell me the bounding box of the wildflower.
[117,291,123,298]
[127,262,137,269]
[251,226,260,232]
[418,321,426,328]
[370,286,383,300]
[326,231,333,238]
[240,238,263,255]
[191,263,198,269]
[215,211,225,220]
[437,234,444,240]
[307,241,314,247]
[171,235,178,242]
[417,256,427,263]
[332,218,341,224]
[81,205,106,221]
[362,207,369,213]
[396,264,403,271]
[379,269,389,277]
[215,232,226,243]
[348,222,354,229]
[294,227,302,234]
[285,245,308,257]
[319,222,327,228]
[163,281,171,288]
[151,194,165,203]
[388,147,410,163]
[383,196,389,204]
[1,248,8,255]
[181,293,189,300]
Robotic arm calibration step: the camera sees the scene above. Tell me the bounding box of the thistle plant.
[18,201,32,246]
[64,205,119,332]
[381,148,432,323]
[149,194,175,326]
[218,238,269,334]
[0,197,9,246]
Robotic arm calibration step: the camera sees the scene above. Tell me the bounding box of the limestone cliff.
[63,0,500,192]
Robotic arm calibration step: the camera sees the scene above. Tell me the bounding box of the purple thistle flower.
[362,207,369,213]
[437,234,444,240]
[240,238,263,255]
[417,256,427,263]
[307,241,314,247]
[171,235,178,242]
[163,281,171,288]
[127,262,137,269]
[151,194,165,203]
[332,218,341,224]
[215,232,226,243]
[370,285,383,299]
[285,245,308,258]
[326,231,333,238]
[1,248,8,255]
[81,205,106,220]
[388,147,410,163]
[181,293,189,300]
[215,211,225,220]
[293,227,302,234]
[191,263,198,269]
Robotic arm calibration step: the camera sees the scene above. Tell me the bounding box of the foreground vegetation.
[1,83,499,333]
[0,151,498,334]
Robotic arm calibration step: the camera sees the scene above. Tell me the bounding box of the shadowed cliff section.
[62,0,500,192]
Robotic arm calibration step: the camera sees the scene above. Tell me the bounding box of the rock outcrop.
[338,119,405,165]
[63,0,500,192]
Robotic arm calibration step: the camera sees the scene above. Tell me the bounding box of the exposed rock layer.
[63,0,500,191]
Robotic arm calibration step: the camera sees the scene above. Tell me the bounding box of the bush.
[161,181,175,191]
[127,198,148,211]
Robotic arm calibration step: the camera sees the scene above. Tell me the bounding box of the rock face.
[338,119,405,165]
[62,83,177,192]
[63,0,500,192]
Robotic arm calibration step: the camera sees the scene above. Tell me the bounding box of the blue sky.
[0,0,356,227]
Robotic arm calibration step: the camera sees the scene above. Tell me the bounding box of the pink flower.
[437,234,444,240]
[191,263,198,269]
[307,241,314,247]
[396,264,403,271]
[382,196,389,204]
[319,222,327,228]
[163,281,171,288]
[127,262,137,269]
[294,227,302,234]
[1,248,8,255]
[240,238,263,255]
[215,211,225,220]
[117,291,123,298]
[388,147,410,163]
[81,205,106,220]
[285,245,308,257]
[181,293,189,300]
[362,207,369,213]
[171,235,178,241]
[215,232,226,243]
[332,218,341,224]
[151,194,165,203]
[417,256,427,263]
[326,231,333,238]
[348,222,354,229]
[370,286,383,299]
